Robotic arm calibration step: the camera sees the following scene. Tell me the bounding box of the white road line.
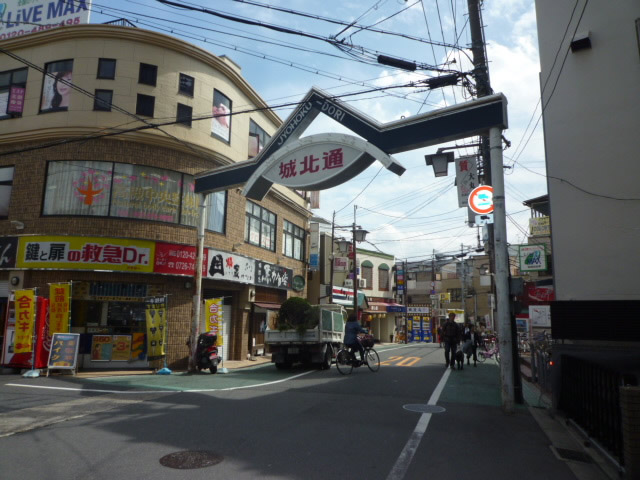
[5,369,317,394]
[386,367,451,480]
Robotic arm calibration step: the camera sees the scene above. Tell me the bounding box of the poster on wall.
[530,305,551,328]
[211,90,231,142]
[111,335,132,361]
[91,335,113,361]
[206,248,255,284]
[0,1,92,41]
[145,296,167,360]
[40,60,74,112]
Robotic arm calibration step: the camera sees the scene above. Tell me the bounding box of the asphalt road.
[0,343,580,480]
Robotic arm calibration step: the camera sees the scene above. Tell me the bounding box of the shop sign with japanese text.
[0,236,17,268]
[206,249,255,284]
[455,155,478,208]
[154,242,208,276]
[256,261,292,290]
[518,244,547,271]
[13,289,35,353]
[17,236,154,272]
[0,0,92,41]
[529,216,551,236]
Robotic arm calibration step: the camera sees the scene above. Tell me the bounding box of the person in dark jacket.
[461,323,480,366]
[442,312,460,369]
[344,313,366,364]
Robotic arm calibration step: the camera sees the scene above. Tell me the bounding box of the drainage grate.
[160,450,223,469]
[551,446,593,463]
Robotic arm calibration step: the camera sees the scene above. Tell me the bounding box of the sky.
[86,0,546,263]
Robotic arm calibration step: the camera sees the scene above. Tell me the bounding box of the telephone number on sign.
[0,17,81,40]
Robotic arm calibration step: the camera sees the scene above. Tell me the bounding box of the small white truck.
[265,305,346,370]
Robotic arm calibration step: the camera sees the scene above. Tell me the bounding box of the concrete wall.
[535,1,640,300]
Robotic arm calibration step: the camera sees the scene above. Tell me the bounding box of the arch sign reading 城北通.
[195,87,508,202]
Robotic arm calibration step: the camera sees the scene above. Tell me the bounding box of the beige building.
[0,25,311,370]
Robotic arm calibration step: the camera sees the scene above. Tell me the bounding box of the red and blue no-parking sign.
[468,185,494,214]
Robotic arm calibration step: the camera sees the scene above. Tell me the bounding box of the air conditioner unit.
[344,279,354,287]
[358,278,367,288]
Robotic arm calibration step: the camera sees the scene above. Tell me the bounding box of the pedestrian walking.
[462,323,480,367]
[442,312,460,369]
[437,325,443,348]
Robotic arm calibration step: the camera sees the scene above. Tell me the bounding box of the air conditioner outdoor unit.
[344,279,354,287]
[358,278,367,288]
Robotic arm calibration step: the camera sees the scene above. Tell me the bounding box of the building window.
[136,94,154,117]
[0,67,27,119]
[245,201,276,251]
[361,260,373,290]
[448,288,462,302]
[138,63,157,86]
[378,264,390,291]
[282,220,305,260]
[94,90,113,111]
[42,161,224,228]
[179,178,226,232]
[211,89,232,143]
[176,103,192,127]
[248,119,271,158]
[97,58,116,79]
[0,166,15,218]
[179,73,194,96]
[40,59,73,112]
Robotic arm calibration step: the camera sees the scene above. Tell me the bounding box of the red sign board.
[154,242,208,276]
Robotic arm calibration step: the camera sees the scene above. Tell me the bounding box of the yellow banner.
[145,296,167,359]
[17,236,155,273]
[14,289,35,354]
[204,298,223,344]
[49,283,71,334]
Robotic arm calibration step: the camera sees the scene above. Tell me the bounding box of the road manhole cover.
[159,450,223,469]
[403,404,446,414]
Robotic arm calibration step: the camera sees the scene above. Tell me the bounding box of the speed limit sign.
[468,185,494,214]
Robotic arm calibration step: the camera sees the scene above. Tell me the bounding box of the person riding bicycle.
[344,313,366,365]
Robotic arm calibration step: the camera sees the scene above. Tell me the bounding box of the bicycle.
[477,339,500,363]
[335,335,380,375]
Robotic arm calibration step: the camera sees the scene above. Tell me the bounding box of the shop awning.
[366,302,391,313]
[385,303,406,313]
[254,302,281,310]
[330,286,368,309]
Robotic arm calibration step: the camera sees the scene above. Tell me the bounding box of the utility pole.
[467,0,520,409]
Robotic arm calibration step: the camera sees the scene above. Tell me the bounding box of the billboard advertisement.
[0,0,92,41]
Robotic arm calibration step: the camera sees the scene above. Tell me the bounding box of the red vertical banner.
[34,297,50,368]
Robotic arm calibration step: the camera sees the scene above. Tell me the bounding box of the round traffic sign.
[468,185,494,214]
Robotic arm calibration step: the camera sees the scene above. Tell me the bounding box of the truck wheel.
[320,345,333,370]
[275,361,292,370]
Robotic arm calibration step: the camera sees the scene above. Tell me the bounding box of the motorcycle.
[194,332,220,374]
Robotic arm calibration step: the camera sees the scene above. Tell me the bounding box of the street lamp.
[424,151,454,177]
[332,207,368,320]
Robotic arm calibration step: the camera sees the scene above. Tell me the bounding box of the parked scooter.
[194,332,220,374]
